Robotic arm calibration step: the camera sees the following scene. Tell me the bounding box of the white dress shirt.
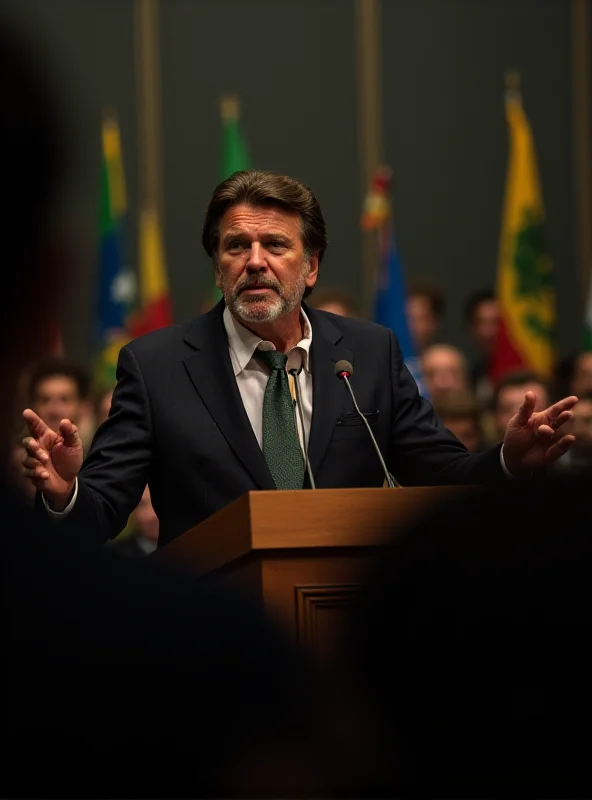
[224,305,313,455]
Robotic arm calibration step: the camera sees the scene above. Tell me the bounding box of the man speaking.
[22,170,577,548]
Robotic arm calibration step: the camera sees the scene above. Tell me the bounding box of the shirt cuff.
[500,446,517,479]
[42,478,78,517]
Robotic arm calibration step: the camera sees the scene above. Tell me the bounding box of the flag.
[490,74,556,383]
[128,207,173,338]
[362,166,427,394]
[220,94,251,179]
[95,112,135,387]
[207,95,252,308]
[375,235,415,361]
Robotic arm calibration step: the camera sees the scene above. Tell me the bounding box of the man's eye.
[269,241,286,249]
[227,241,244,251]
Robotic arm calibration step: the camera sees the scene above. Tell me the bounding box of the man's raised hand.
[22,409,83,509]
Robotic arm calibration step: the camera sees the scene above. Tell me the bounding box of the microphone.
[289,367,316,489]
[334,359,399,488]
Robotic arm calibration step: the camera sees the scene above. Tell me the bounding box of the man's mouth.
[240,285,274,294]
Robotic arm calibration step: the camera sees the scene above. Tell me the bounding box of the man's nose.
[246,242,267,272]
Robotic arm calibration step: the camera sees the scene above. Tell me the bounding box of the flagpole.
[355,0,384,319]
[134,0,164,223]
[571,0,592,307]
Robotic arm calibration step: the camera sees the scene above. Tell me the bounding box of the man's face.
[470,299,499,355]
[572,353,592,397]
[406,295,438,353]
[422,349,467,399]
[215,203,318,325]
[442,416,481,453]
[495,382,549,437]
[32,375,83,433]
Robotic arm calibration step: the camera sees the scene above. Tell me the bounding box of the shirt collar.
[223,305,313,377]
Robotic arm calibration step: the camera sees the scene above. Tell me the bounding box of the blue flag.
[374,235,428,396]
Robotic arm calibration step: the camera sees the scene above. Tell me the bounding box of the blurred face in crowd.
[495,381,549,438]
[95,388,113,427]
[131,486,159,543]
[215,203,318,325]
[31,375,84,433]
[568,397,592,456]
[470,299,499,356]
[571,352,592,397]
[406,294,439,353]
[315,301,351,317]
[422,345,468,400]
[442,415,481,453]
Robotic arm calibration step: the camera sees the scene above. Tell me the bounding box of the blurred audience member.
[551,391,592,476]
[93,385,114,427]
[570,351,592,397]
[109,485,159,557]
[309,287,358,317]
[406,281,445,354]
[27,357,93,448]
[493,369,550,440]
[421,343,469,402]
[464,289,499,404]
[433,389,484,453]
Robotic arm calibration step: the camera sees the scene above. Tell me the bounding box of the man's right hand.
[22,409,84,511]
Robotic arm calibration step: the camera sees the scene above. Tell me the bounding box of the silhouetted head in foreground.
[350,479,592,796]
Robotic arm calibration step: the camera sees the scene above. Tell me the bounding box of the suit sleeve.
[62,344,154,547]
[386,331,504,485]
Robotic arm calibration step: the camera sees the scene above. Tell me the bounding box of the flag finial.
[504,68,522,101]
[220,94,240,122]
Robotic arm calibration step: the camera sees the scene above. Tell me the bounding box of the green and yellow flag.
[209,95,251,307]
[490,72,556,383]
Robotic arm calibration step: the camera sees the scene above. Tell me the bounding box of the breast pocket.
[332,409,380,440]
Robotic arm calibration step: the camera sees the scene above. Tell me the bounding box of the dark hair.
[408,280,445,319]
[202,170,327,299]
[28,358,90,403]
[464,289,495,323]
[0,19,66,321]
[493,369,550,409]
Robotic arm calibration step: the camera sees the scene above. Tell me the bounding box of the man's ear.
[305,254,319,290]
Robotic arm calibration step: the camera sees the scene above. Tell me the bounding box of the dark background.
[0,0,580,365]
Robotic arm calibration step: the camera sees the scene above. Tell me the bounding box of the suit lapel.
[182,302,275,490]
[306,307,353,476]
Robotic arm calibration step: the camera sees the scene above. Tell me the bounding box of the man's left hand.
[503,391,578,477]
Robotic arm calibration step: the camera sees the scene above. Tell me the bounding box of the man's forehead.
[220,203,301,233]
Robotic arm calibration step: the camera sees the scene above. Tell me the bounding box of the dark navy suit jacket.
[67,301,504,548]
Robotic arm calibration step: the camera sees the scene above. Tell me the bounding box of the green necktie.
[256,349,305,490]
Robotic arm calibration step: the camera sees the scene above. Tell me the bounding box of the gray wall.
[0,0,579,366]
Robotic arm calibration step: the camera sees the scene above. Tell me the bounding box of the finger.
[22,408,49,439]
[550,410,572,429]
[547,395,579,421]
[23,465,50,482]
[58,419,81,448]
[536,424,555,438]
[22,455,46,470]
[514,391,537,426]
[545,434,576,464]
[21,437,49,462]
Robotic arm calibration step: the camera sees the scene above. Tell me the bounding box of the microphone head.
[334,360,354,379]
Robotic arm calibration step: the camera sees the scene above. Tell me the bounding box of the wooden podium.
[155,487,462,657]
